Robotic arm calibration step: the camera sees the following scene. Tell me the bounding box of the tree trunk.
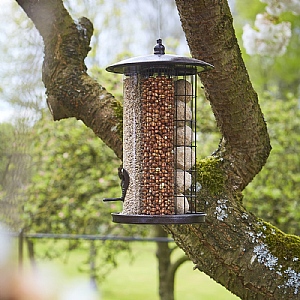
[26,238,36,269]
[89,240,98,291]
[156,226,175,300]
[175,0,271,191]
[155,226,189,300]
[15,0,123,160]
[16,0,300,299]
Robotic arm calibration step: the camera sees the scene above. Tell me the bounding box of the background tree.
[232,0,300,236]
[0,120,31,230]
[24,114,121,235]
[243,92,300,236]
[9,0,300,299]
[0,0,44,121]
[23,112,150,281]
[235,0,300,98]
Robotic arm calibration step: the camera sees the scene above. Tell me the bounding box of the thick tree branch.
[165,1,299,299]
[175,0,271,191]
[16,0,123,159]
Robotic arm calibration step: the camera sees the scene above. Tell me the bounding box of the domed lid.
[106,39,214,76]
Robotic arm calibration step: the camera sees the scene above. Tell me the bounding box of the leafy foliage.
[244,92,300,235]
[23,113,150,281]
[24,113,122,234]
[0,121,30,229]
[0,123,15,187]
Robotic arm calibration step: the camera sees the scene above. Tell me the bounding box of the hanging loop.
[154,39,165,55]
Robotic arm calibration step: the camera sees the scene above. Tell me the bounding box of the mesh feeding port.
[174,76,197,214]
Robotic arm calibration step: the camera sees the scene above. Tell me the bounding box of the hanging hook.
[103,168,130,202]
[154,38,165,55]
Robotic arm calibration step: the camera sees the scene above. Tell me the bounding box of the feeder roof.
[106,53,214,76]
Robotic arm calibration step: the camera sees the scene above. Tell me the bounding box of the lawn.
[26,240,240,300]
[101,242,239,300]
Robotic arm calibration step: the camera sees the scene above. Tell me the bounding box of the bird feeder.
[104,39,213,224]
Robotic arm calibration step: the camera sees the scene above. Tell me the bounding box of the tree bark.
[26,238,36,268]
[175,0,271,192]
[16,0,123,160]
[156,226,175,300]
[16,0,300,299]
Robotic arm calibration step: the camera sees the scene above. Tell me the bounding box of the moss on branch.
[196,156,225,195]
[260,221,300,268]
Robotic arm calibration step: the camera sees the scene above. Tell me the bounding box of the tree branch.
[168,255,189,281]
[175,0,271,191]
[16,0,123,159]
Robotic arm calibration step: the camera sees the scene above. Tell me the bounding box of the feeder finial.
[154,39,165,55]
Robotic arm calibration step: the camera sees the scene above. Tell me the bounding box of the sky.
[0,0,14,122]
[0,103,15,123]
[0,0,235,124]
[0,0,189,123]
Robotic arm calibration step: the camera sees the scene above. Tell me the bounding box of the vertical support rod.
[193,72,198,213]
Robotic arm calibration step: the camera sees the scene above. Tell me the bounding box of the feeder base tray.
[111,213,206,224]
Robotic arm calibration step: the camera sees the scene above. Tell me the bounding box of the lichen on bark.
[258,221,300,268]
[247,220,300,296]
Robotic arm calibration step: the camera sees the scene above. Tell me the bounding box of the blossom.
[261,0,300,16]
[242,13,291,57]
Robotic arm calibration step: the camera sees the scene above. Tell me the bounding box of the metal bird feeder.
[104,39,214,224]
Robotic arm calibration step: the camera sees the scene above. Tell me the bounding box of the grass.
[20,240,240,300]
[100,243,239,300]
[100,243,238,300]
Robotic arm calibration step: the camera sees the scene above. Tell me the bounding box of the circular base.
[111,213,206,224]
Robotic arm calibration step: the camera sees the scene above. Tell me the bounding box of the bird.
[103,167,130,202]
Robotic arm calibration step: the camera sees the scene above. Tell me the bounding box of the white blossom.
[242,13,291,57]
[261,0,300,16]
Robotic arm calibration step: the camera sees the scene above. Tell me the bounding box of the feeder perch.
[104,39,214,224]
